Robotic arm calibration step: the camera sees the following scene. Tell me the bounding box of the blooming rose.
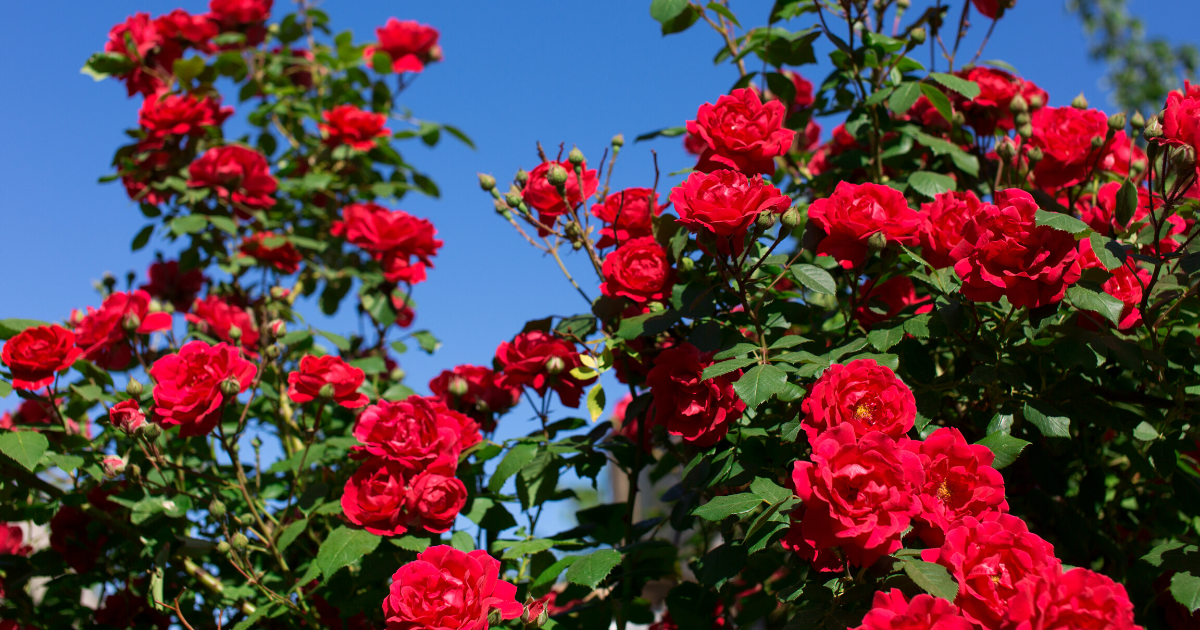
[109,399,146,434]
[918,190,983,268]
[922,513,1060,629]
[591,188,662,248]
[645,343,745,447]
[808,181,923,269]
[903,427,1008,547]
[953,67,1045,136]
[600,237,675,303]
[365,19,442,74]
[521,160,600,230]
[0,524,31,557]
[791,425,924,568]
[150,340,256,437]
[209,0,272,46]
[495,331,595,408]
[429,364,521,430]
[121,139,179,205]
[2,325,82,390]
[287,355,369,409]
[1162,81,1200,151]
[49,487,117,573]
[1099,131,1149,179]
[853,276,932,329]
[1027,107,1109,190]
[320,105,391,151]
[240,232,303,274]
[187,145,278,211]
[383,546,523,630]
[353,396,465,472]
[141,260,205,312]
[796,119,822,153]
[686,87,795,175]
[405,471,468,534]
[972,0,1014,19]
[94,588,171,630]
[331,203,443,285]
[801,358,916,442]
[783,70,815,110]
[186,295,259,354]
[850,589,975,630]
[1076,240,1151,330]
[952,189,1082,308]
[342,457,412,536]
[1077,182,1185,254]
[154,9,218,54]
[669,169,791,256]
[73,290,173,370]
[1008,567,1138,630]
[105,13,178,96]
[139,92,232,140]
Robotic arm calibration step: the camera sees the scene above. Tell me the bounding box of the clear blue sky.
[1,0,1197,420]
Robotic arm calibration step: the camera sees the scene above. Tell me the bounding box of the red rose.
[1076,240,1151,330]
[405,471,468,533]
[187,145,278,211]
[791,425,924,568]
[590,188,662,248]
[645,343,745,447]
[686,87,795,175]
[429,364,521,430]
[320,105,391,151]
[121,140,178,205]
[240,232,303,274]
[669,169,791,256]
[952,189,1082,308]
[49,487,117,573]
[1,325,82,390]
[1162,82,1200,152]
[784,70,815,110]
[495,331,595,408]
[0,524,31,557]
[109,400,146,434]
[918,190,984,269]
[922,513,1060,629]
[1027,107,1109,190]
[1,400,53,429]
[953,67,1045,136]
[796,119,822,153]
[139,92,232,140]
[331,203,443,285]
[150,340,256,437]
[208,0,272,46]
[808,181,923,270]
[287,355,369,409]
[141,260,205,312]
[73,290,174,370]
[853,276,932,329]
[1008,567,1138,630]
[154,9,218,54]
[383,546,523,630]
[851,589,975,630]
[1100,131,1148,179]
[105,13,178,97]
[341,456,412,536]
[521,160,600,231]
[353,396,464,472]
[600,237,675,304]
[186,295,260,354]
[971,0,1014,19]
[1077,182,1184,242]
[94,589,171,630]
[801,358,916,442]
[903,427,1008,547]
[365,19,442,74]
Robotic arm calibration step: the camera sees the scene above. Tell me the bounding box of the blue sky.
[1,0,1197,423]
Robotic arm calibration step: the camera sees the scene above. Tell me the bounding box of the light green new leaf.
[586,383,606,423]
[908,171,956,198]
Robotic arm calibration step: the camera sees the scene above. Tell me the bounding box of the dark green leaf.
[1172,572,1200,613]
[1067,286,1125,325]
[131,224,154,251]
[750,477,790,504]
[488,443,538,492]
[713,343,759,360]
[1115,179,1139,228]
[733,364,788,409]
[888,82,922,115]
[315,527,381,579]
[693,493,763,521]
[635,126,687,143]
[1089,234,1124,271]
[565,549,622,588]
[899,556,958,601]
[975,432,1031,469]
[276,519,307,552]
[0,431,48,471]
[868,326,905,351]
[1035,209,1091,235]
[791,264,836,295]
[316,330,350,352]
[650,0,690,24]
[701,357,757,380]
[1023,402,1071,438]
[412,330,441,354]
[919,83,954,124]
[929,72,980,99]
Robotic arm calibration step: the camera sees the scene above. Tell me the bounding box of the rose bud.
[318,382,336,399]
[220,377,243,397]
[1130,111,1145,129]
[612,133,625,148]
[269,286,290,300]
[478,173,496,191]
[867,231,888,256]
[568,147,585,166]
[269,320,287,337]
[1072,93,1089,109]
[546,164,569,187]
[265,344,282,359]
[139,423,163,441]
[1018,123,1033,139]
[227,325,242,342]
[1026,146,1045,163]
[125,378,144,398]
[216,541,231,554]
[678,256,695,272]
[781,206,802,230]
[505,192,522,208]
[756,210,777,231]
[1143,115,1163,139]
[122,312,142,333]
[910,27,926,45]
[544,356,566,376]
[209,499,227,518]
[110,400,146,434]
[1009,94,1028,114]
[101,456,127,479]
[447,375,470,398]
[1108,112,1126,131]
[231,532,249,550]
[515,168,529,186]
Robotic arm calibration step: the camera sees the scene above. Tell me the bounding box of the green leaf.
[501,538,555,559]
[276,519,308,552]
[908,171,957,198]
[349,356,387,375]
[0,319,50,340]
[888,82,922,115]
[650,0,690,24]
[1089,234,1124,271]
[635,126,687,143]
[565,549,623,588]
[701,357,757,381]
[1066,286,1125,325]
[0,381,10,399]
[733,365,788,410]
[928,72,980,99]
[382,383,415,402]
[586,383,606,423]
[975,432,1031,469]
[1133,421,1159,441]
[171,214,208,236]
[412,330,441,354]
[769,335,810,350]
[1172,572,1200,613]
[315,527,381,579]
[391,535,432,552]
[791,264,837,295]
[919,83,953,124]
[371,50,394,74]
[714,343,760,360]
[693,493,764,521]
[533,556,578,590]
[172,57,206,83]
[706,1,741,27]
[1035,209,1091,235]
[316,330,351,352]
[1115,179,1139,227]
[451,531,475,552]
[750,478,791,504]
[0,431,48,471]
[868,326,905,352]
[903,128,980,176]
[131,495,193,525]
[131,224,154,251]
[899,556,959,601]
[488,443,539,492]
[1023,402,1071,438]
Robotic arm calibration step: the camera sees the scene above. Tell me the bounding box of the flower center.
[936,481,952,502]
[853,402,875,423]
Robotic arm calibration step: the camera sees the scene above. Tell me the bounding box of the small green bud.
[209,500,227,518]
[231,532,249,550]
[780,207,802,230]
[756,211,777,231]
[546,164,569,187]
[1017,123,1033,139]
[390,367,406,381]
[1008,94,1028,114]
[611,133,625,148]
[996,138,1017,160]
[493,199,509,214]
[1026,146,1044,163]
[216,541,231,554]
[227,325,242,342]
[478,173,496,191]
[220,377,242,397]
[126,378,144,398]
[139,423,162,441]
[1028,93,1045,109]
[1144,116,1163,139]
[318,383,336,399]
[897,0,911,8]
[544,356,566,376]
[515,169,529,186]
[505,192,522,208]
[447,376,469,398]
[1130,111,1145,130]
[1108,112,1126,131]
[488,609,504,626]
[265,344,282,359]
[867,232,888,256]
[1014,111,1031,126]
[1072,93,1089,109]
[567,147,585,166]
[678,257,695,272]
[1091,135,1105,149]
[122,313,141,333]
[910,27,926,45]
[270,286,289,300]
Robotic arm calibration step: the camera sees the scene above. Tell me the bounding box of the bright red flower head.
[429,364,520,430]
[208,0,272,46]
[1008,567,1139,630]
[73,290,173,370]
[405,471,468,534]
[0,524,31,557]
[2,325,82,390]
[808,181,923,269]
[600,237,675,304]
[109,399,146,434]
[922,513,1060,629]
[783,70,816,110]
[591,188,662,248]
[341,457,413,536]
[353,396,467,472]
[918,190,984,269]
[952,189,1082,308]
[331,203,443,285]
[187,145,277,211]
[801,358,916,442]
[121,140,179,206]
[791,425,924,569]
[320,105,391,151]
[953,67,1044,136]
[105,13,178,97]
[383,546,523,630]
[366,19,442,74]
[850,589,975,630]
[670,169,791,256]
[1162,82,1200,152]
[645,343,745,447]
[1027,107,1110,191]
[240,232,303,274]
[154,9,218,54]
[853,276,932,329]
[903,427,1008,547]
[495,331,594,408]
[150,340,256,437]
[139,92,232,140]
[1076,240,1151,330]
[686,87,795,175]
[521,160,600,231]
[186,295,259,354]
[287,355,369,409]
[141,260,205,312]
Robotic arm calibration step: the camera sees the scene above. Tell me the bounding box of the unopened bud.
[515,169,529,186]
[126,378,144,398]
[390,367,406,381]
[318,383,336,399]
[678,257,695,272]
[227,325,242,342]
[478,173,496,191]
[544,356,566,376]
[101,456,126,479]
[231,533,249,550]
[1028,93,1045,109]
[220,377,242,397]
[648,301,666,313]
[1144,116,1163,139]
[571,241,583,250]
[447,376,469,398]
[488,609,504,626]
[1072,93,1089,109]
[781,207,802,230]
[536,608,550,627]
[216,541,231,554]
[910,27,926,45]
[139,422,162,441]
[270,286,289,300]
[1130,111,1145,130]
[867,232,888,256]
[611,133,625,148]
[122,312,141,333]
[1017,123,1033,139]
[756,211,776,231]
[567,147,585,166]
[952,111,966,127]
[546,164,569,187]
[996,138,1017,160]
[265,344,281,359]
[493,199,509,214]
[1091,136,1105,149]
[148,299,164,313]
[505,192,522,208]
[897,0,911,8]
[1008,94,1028,114]
[1026,146,1044,163]
[209,499,227,518]
[127,463,141,479]
[269,320,286,337]
[1108,112,1126,131]
[1174,145,1197,175]
[1013,111,1031,126]
[697,229,718,250]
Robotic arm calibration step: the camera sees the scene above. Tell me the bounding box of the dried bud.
[122,312,141,333]
[126,378,144,398]
[546,164,569,187]
[505,192,522,208]
[1026,146,1044,163]
[318,383,336,399]
[1108,112,1126,131]
[1130,111,1146,130]
[227,325,242,342]
[447,376,470,398]
[567,147,585,166]
[1018,123,1033,139]
[231,532,249,550]
[220,377,242,397]
[1144,116,1163,139]
[515,169,529,186]
[544,356,566,376]
[139,422,162,441]
[781,207,802,230]
[867,231,888,256]
[1072,93,1089,109]
[611,133,625,148]
[1008,94,1028,114]
[910,27,926,45]
[478,173,496,191]
[101,456,126,479]
[216,541,231,554]
[756,210,777,231]
[209,499,227,517]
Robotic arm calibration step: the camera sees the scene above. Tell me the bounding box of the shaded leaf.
[315,527,381,579]
[565,549,622,588]
[0,431,48,472]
